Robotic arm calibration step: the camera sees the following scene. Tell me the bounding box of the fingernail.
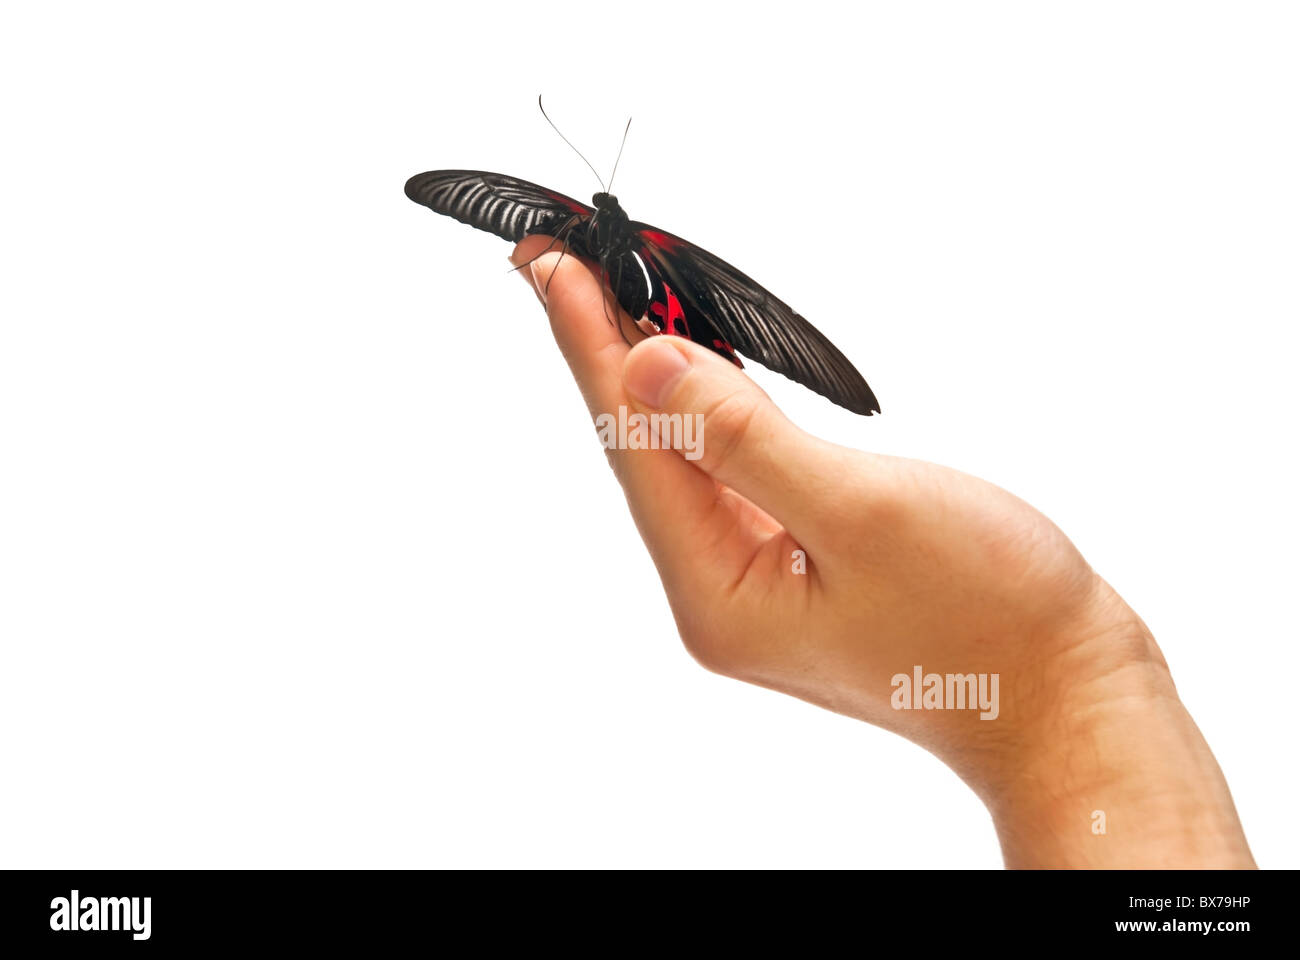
[625,338,691,409]
[528,260,547,305]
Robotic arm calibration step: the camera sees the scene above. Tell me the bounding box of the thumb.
[622,335,845,546]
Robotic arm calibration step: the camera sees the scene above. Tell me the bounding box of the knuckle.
[674,603,793,682]
[669,603,746,678]
[678,621,750,679]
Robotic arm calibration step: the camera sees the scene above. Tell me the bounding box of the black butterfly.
[405,131,879,416]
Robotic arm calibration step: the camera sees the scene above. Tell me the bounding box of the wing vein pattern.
[635,225,879,415]
[404,170,591,242]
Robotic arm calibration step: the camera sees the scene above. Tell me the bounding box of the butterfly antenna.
[606,116,632,193]
[538,95,606,191]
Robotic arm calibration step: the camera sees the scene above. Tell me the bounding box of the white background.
[1,2,1296,868]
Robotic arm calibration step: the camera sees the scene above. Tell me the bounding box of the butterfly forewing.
[404,170,591,243]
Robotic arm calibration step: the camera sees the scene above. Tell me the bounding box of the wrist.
[978,586,1255,868]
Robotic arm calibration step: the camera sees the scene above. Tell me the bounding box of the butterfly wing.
[404,173,880,415]
[633,225,880,416]
[404,170,592,242]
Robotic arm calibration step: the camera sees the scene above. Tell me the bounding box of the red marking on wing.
[639,229,682,252]
[712,338,744,368]
[649,284,690,338]
[544,189,592,216]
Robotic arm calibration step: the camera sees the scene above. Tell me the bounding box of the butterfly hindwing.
[635,247,741,369]
[634,225,880,415]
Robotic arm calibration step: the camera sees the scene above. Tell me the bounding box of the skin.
[510,234,1256,868]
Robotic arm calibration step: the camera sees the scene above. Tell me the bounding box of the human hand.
[511,234,1255,868]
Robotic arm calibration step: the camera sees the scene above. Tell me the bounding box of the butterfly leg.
[542,229,575,300]
[507,214,581,275]
[599,255,637,349]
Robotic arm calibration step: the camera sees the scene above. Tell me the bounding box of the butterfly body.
[587,192,634,256]
[405,169,880,415]
[563,192,649,323]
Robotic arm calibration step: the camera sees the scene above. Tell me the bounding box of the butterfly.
[404,109,879,416]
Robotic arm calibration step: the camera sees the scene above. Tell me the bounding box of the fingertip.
[509,234,554,267]
[623,336,693,409]
[624,333,760,411]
